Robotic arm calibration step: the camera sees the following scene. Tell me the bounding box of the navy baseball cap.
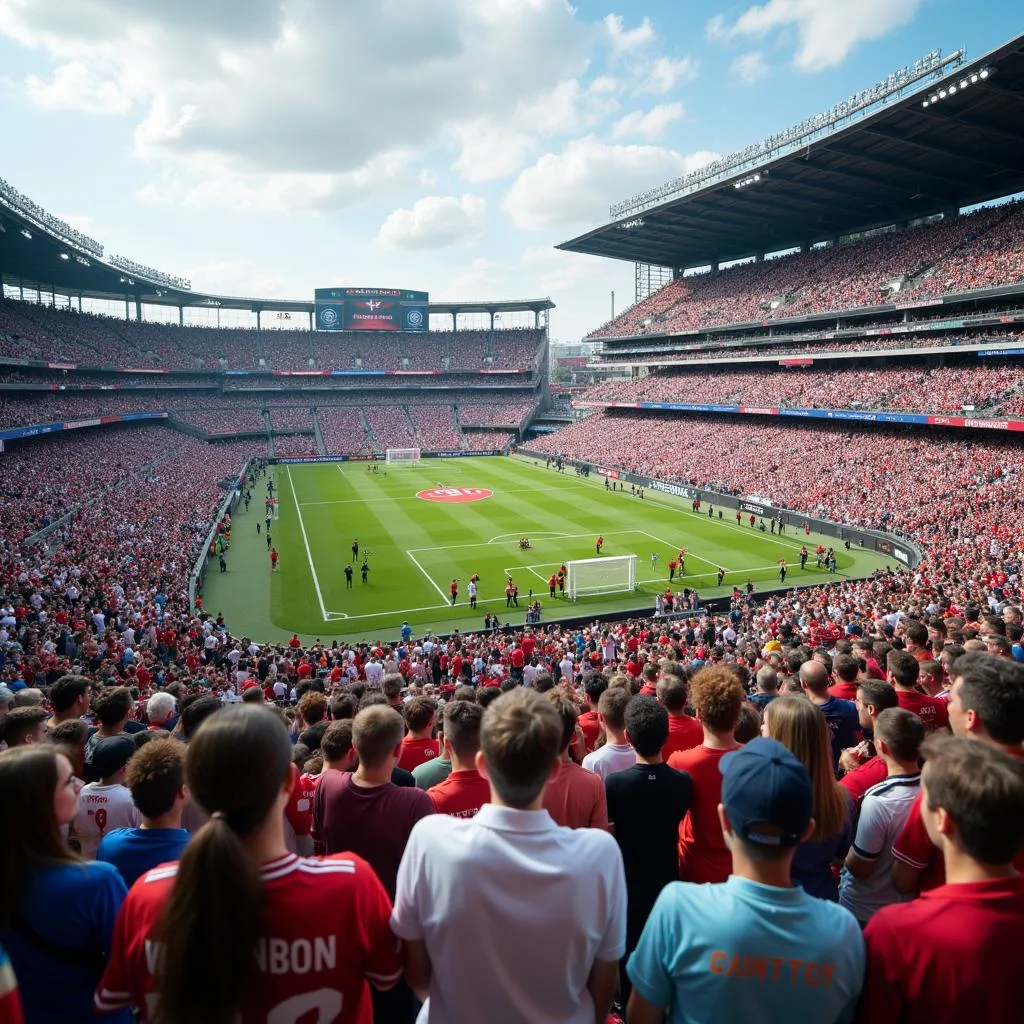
[720,737,813,847]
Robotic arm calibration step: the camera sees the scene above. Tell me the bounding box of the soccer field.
[202,454,899,643]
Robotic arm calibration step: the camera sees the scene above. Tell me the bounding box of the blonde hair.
[764,697,848,841]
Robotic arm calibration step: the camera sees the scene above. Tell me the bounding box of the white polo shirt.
[582,742,636,781]
[391,804,626,1024]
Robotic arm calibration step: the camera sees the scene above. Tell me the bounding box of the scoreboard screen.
[314,287,428,332]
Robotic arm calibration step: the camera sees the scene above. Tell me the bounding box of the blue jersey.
[1,861,130,1024]
[97,827,191,888]
[629,876,864,1024]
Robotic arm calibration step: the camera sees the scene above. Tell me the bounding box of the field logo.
[417,487,493,503]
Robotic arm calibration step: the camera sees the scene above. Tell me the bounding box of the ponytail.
[152,705,292,1024]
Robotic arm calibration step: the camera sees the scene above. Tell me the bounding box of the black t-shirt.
[605,762,693,934]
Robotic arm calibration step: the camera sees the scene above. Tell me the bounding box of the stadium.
[1,14,1023,1024]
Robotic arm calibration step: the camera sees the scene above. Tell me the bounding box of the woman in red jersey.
[95,705,400,1024]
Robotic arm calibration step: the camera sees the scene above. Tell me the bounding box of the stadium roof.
[558,32,1024,270]
[0,201,552,319]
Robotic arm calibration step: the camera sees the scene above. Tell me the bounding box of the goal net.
[566,554,637,600]
[386,448,421,466]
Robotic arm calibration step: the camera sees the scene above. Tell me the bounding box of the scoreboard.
[314,287,428,333]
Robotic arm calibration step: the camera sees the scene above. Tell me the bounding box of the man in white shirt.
[391,688,625,1023]
[365,657,384,684]
[582,686,636,781]
[72,736,141,859]
[558,651,574,683]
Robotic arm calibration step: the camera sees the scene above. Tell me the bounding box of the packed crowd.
[582,361,1024,416]
[0,567,1020,1022]
[0,299,544,373]
[589,204,1024,340]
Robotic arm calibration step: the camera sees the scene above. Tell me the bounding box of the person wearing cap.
[72,736,141,859]
[626,737,864,1024]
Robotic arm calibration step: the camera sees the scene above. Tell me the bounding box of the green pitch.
[201,455,899,644]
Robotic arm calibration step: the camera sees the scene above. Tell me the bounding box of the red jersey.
[397,737,441,772]
[839,755,888,806]
[668,744,736,884]
[427,769,490,818]
[661,714,703,761]
[283,772,317,852]
[896,689,949,731]
[858,876,1024,1024]
[95,853,401,1023]
[892,749,1024,891]
[828,680,859,701]
[578,709,601,752]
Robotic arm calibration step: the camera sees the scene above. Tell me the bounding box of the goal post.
[385,448,421,466]
[566,554,638,600]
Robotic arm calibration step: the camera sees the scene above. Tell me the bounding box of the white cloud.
[640,57,698,95]
[377,194,485,251]
[444,257,507,298]
[25,60,131,115]
[521,246,610,296]
[185,259,287,299]
[719,0,921,72]
[611,103,684,141]
[1,0,591,208]
[450,122,536,183]
[705,14,728,40]
[604,14,655,54]
[731,51,770,84]
[503,137,719,231]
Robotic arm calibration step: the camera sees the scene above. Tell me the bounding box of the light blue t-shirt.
[628,875,865,1024]
[96,826,191,888]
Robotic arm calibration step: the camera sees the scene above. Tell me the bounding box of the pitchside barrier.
[517,450,924,571]
[272,450,503,464]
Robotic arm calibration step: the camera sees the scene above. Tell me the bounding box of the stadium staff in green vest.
[626,737,865,1023]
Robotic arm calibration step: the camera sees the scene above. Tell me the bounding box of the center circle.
[416,487,493,503]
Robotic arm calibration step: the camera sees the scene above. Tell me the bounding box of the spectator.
[96,739,190,886]
[541,690,609,830]
[892,652,1024,895]
[95,704,400,1023]
[763,697,853,900]
[887,650,949,731]
[46,675,92,732]
[858,735,1024,1024]
[390,688,626,1024]
[657,673,703,759]
[426,701,489,818]
[145,692,176,732]
[747,665,780,712]
[839,680,899,806]
[668,665,743,883]
[577,673,608,752]
[581,686,636,780]
[839,708,926,924]
[397,697,440,772]
[319,720,356,772]
[626,738,864,1024]
[73,736,141,859]
[799,660,859,774]
[0,707,48,748]
[84,688,136,783]
[606,695,693,1006]
[0,745,129,1024]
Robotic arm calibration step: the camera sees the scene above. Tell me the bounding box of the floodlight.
[980,69,989,79]
[970,73,979,83]
[20,228,31,240]
[948,85,956,94]
[938,89,947,98]
[59,252,69,260]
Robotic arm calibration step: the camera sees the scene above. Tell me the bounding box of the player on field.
[549,573,558,600]
[270,548,279,573]
[344,564,353,589]
[596,535,604,555]
[717,567,725,586]
[95,705,400,1023]
[800,546,808,570]
[668,558,677,581]
[779,560,787,584]
[467,578,478,610]
[361,559,369,584]
[651,552,658,571]
[352,539,359,563]
[450,579,458,606]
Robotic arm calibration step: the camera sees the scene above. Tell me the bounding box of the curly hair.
[689,665,743,733]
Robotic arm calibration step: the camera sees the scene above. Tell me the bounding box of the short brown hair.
[93,686,133,727]
[297,691,326,725]
[125,739,185,819]
[544,690,579,751]
[656,675,688,713]
[480,689,561,808]
[352,706,404,769]
[50,719,90,749]
[0,707,48,747]
[404,696,437,733]
[690,665,744,732]
[597,686,631,731]
[443,701,484,760]
[922,733,1024,864]
[381,674,404,701]
[886,649,920,688]
[329,694,357,721]
[321,720,354,763]
[874,707,924,763]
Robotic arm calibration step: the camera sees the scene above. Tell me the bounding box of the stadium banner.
[0,411,168,442]
[597,468,620,480]
[739,406,778,416]
[314,287,429,333]
[740,501,770,515]
[779,358,814,367]
[977,349,1024,358]
[329,370,388,377]
[272,370,329,376]
[273,450,501,465]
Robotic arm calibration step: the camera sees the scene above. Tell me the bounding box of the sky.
[0,0,1019,341]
